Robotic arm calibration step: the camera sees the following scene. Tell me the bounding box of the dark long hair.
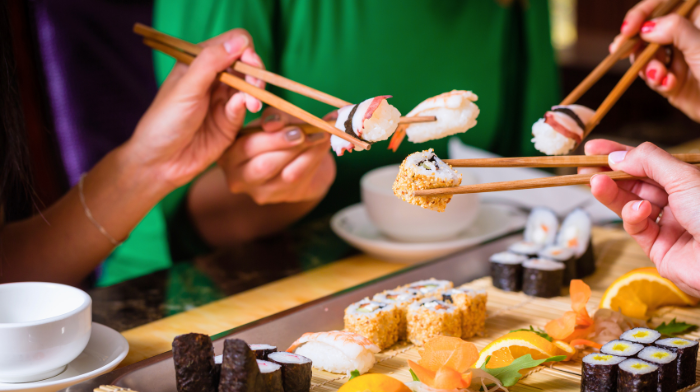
[0,0,34,222]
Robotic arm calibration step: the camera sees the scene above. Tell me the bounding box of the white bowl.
[361,164,480,242]
[0,282,92,383]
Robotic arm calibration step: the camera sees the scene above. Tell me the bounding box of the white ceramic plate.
[331,203,526,263]
[0,323,128,392]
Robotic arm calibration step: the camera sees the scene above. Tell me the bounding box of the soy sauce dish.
[0,282,91,382]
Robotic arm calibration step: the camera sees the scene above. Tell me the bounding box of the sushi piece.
[522,258,565,298]
[287,331,379,375]
[372,289,422,341]
[250,344,277,360]
[219,339,260,392]
[581,353,625,392]
[405,279,454,297]
[331,96,401,156]
[637,347,678,392]
[344,298,400,349]
[600,340,645,358]
[557,208,595,278]
[393,149,462,212]
[442,287,487,338]
[531,104,595,155]
[267,352,312,392]
[620,328,661,347]
[403,90,480,143]
[524,207,559,246]
[538,245,576,285]
[406,298,461,346]
[256,360,283,392]
[489,251,527,292]
[508,240,544,258]
[617,358,659,392]
[172,333,218,392]
[654,337,699,389]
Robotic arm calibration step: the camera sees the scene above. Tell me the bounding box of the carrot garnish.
[388,125,407,152]
[545,280,594,342]
[410,336,477,389]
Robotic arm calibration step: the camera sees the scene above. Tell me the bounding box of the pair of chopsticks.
[133,24,435,148]
[413,153,700,196]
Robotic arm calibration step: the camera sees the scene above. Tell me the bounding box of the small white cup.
[0,282,92,382]
[361,164,480,242]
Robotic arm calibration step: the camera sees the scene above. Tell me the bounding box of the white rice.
[405,149,461,182]
[638,347,677,364]
[619,358,659,375]
[620,328,661,345]
[373,290,420,304]
[361,99,401,142]
[489,251,527,265]
[557,209,592,258]
[655,337,699,349]
[267,352,310,365]
[407,278,454,295]
[257,359,282,373]
[508,241,543,256]
[408,298,458,314]
[405,90,480,143]
[538,245,574,262]
[524,207,559,246]
[346,299,395,316]
[523,258,565,271]
[582,353,625,366]
[532,118,576,155]
[601,340,645,357]
[295,341,376,374]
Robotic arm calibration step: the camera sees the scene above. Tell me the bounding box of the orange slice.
[338,374,411,392]
[553,340,577,361]
[600,267,698,319]
[475,331,557,368]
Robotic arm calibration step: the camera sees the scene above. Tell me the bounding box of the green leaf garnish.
[655,318,698,336]
[409,369,420,382]
[480,354,566,387]
[509,326,553,342]
[349,370,361,380]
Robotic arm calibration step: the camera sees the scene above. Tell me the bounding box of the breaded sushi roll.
[654,337,699,389]
[373,289,421,341]
[393,149,462,212]
[557,208,595,278]
[489,251,527,292]
[404,90,480,143]
[531,104,595,155]
[331,96,401,156]
[581,353,625,392]
[405,279,454,297]
[524,207,559,246]
[617,358,659,392]
[637,347,678,392]
[442,287,487,338]
[344,299,400,350]
[406,298,461,346]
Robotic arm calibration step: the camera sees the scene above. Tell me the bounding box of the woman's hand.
[584,140,700,297]
[611,0,700,122]
[217,107,336,205]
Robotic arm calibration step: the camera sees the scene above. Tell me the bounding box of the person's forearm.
[0,144,172,285]
[188,168,321,247]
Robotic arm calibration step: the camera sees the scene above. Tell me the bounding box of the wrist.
[111,141,176,201]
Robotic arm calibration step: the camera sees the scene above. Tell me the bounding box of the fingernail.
[224,35,249,54]
[621,21,628,32]
[647,68,657,80]
[609,150,628,164]
[662,75,670,86]
[307,132,325,142]
[633,200,644,211]
[264,114,280,124]
[285,128,303,142]
[641,21,656,34]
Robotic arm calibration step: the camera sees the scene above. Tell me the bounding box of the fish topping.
[552,107,586,131]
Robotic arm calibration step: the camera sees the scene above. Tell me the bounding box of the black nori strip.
[522,266,563,298]
[618,361,658,392]
[653,359,677,392]
[655,341,698,389]
[442,293,453,303]
[173,333,218,392]
[268,352,313,392]
[576,240,596,278]
[250,345,277,360]
[552,107,586,131]
[560,255,577,285]
[490,262,523,292]
[219,339,260,392]
[256,360,284,392]
[343,104,360,137]
[581,360,619,392]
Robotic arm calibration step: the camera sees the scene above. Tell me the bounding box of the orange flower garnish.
[545,280,594,342]
[409,336,477,389]
[570,339,603,350]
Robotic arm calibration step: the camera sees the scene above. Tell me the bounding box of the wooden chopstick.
[582,0,698,141]
[560,0,683,106]
[444,153,700,168]
[142,38,371,150]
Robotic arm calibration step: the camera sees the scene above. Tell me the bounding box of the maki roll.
[256,360,283,392]
[403,90,480,143]
[538,245,576,285]
[581,353,625,392]
[522,259,565,298]
[442,287,487,338]
[558,208,594,278]
[620,328,661,347]
[267,352,312,392]
[618,358,659,392]
[172,333,218,392]
[531,104,594,155]
[601,340,644,358]
[331,96,400,156]
[508,241,544,258]
[489,251,526,292]
[654,337,699,389]
[344,298,400,349]
[405,279,454,297]
[372,289,421,341]
[250,344,277,360]
[393,149,462,212]
[219,339,260,392]
[287,331,379,375]
[524,207,559,246]
[637,347,678,392]
[406,298,461,346]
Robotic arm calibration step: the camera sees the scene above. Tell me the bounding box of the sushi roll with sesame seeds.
[637,346,678,392]
[405,279,454,297]
[538,245,577,285]
[557,208,595,278]
[406,298,461,346]
[531,104,595,155]
[617,358,659,392]
[393,149,462,212]
[620,328,661,347]
[522,258,565,298]
[442,287,487,338]
[344,298,400,350]
[601,340,645,358]
[654,337,699,389]
[372,289,421,341]
[508,241,544,258]
[581,353,625,392]
[489,251,527,292]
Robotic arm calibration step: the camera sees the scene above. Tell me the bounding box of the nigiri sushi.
[393,149,462,212]
[331,96,401,156]
[287,331,380,375]
[531,104,594,155]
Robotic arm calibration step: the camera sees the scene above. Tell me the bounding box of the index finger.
[622,0,669,37]
[226,126,307,166]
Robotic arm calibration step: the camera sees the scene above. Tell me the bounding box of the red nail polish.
[662,76,670,86]
[621,21,628,32]
[647,69,657,80]
[641,21,656,34]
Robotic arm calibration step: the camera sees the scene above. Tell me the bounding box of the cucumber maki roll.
[601,340,644,358]
[522,258,565,298]
[268,352,313,392]
[620,328,661,347]
[581,353,625,392]
[637,347,677,392]
[508,240,544,258]
[172,333,218,392]
[219,339,260,392]
[655,337,699,389]
[489,251,526,292]
[538,245,576,285]
[618,358,659,392]
[256,360,283,392]
[249,344,277,360]
[557,208,594,278]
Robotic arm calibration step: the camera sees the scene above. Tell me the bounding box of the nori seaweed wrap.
[489,251,526,292]
[581,353,624,392]
[250,344,277,360]
[655,337,699,389]
[268,351,313,392]
[618,358,658,392]
[577,240,596,278]
[538,245,576,285]
[522,258,564,298]
[172,333,218,392]
[219,339,261,392]
[637,346,677,392]
[256,360,284,392]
